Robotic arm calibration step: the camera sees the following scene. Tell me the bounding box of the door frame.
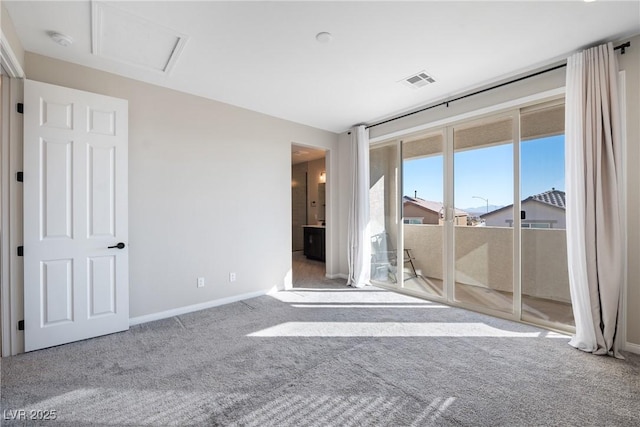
[0,30,25,356]
[289,143,335,287]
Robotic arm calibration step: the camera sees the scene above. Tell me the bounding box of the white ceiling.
[5,1,640,133]
[291,144,326,165]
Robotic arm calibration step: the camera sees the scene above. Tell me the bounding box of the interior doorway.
[291,144,327,286]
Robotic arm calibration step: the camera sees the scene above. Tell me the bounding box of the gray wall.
[23,53,339,322]
[1,2,25,70]
[337,132,351,277]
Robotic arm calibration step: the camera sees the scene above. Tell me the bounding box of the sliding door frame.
[370,90,575,334]
[450,109,519,318]
[444,126,455,303]
[512,109,523,321]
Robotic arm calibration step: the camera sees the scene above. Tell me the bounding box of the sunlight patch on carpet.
[19,388,249,425]
[290,304,450,309]
[248,322,570,338]
[232,393,456,427]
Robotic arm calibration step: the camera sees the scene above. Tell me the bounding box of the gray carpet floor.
[1,281,639,426]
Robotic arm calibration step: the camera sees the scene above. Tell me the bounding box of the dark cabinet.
[303,226,325,261]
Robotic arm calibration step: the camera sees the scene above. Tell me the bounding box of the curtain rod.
[360,41,631,131]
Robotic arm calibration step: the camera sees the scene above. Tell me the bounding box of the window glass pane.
[370,143,399,286]
[520,103,573,328]
[402,132,444,297]
[454,116,514,313]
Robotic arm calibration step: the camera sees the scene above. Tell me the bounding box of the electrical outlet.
[197,277,205,288]
[229,272,236,282]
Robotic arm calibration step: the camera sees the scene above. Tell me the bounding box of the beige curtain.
[347,125,371,288]
[565,42,624,358]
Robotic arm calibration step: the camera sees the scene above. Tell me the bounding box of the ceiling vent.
[401,71,436,89]
[91,1,189,74]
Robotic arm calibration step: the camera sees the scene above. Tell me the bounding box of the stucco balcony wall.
[403,225,570,303]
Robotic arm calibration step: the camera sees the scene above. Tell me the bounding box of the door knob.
[108,242,126,249]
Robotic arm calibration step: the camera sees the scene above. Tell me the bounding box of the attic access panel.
[91,1,188,74]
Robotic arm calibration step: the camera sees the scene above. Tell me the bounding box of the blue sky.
[403,135,565,210]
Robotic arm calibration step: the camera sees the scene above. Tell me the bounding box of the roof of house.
[526,188,566,209]
[480,188,566,218]
[403,196,468,217]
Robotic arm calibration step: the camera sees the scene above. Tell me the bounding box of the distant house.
[481,189,566,228]
[403,196,469,226]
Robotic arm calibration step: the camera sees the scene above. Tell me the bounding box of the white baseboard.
[129,289,270,326]
[624,341,640,355]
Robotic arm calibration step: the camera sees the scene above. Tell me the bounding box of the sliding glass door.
[401,131,445,297]
[453,115,515,314]
[374,98,574,332]
[519,101,573,328]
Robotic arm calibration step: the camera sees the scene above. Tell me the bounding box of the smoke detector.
[316,32,333,43]
[48,31,74,47]
[400,70,436,89]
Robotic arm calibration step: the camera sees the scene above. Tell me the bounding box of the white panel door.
[23,80,128,352]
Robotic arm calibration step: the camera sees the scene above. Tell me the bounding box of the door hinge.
[16,103,24,114]
[17,246,23,256]
[520,211,526,220]
[18,320,24,331]
[16,171,23,182]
